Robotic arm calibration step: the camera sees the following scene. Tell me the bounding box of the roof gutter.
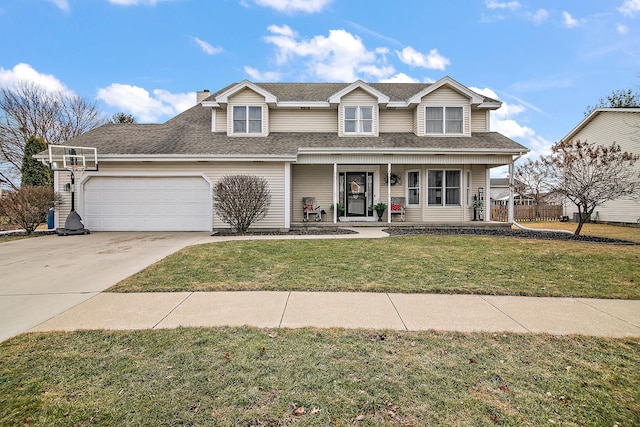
[96,154,298,162]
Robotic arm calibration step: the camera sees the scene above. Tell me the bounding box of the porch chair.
[390,197,406,222]
[302,197,323,222]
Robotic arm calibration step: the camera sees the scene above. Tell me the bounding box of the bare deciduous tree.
[0,81,107,189]
[584,88,640,117]
[0,186,60,234]
[514,158,554,207]
[214,175,271,233]
[545,139,640,235]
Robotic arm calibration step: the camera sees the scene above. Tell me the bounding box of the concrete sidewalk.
[31,291,640,338]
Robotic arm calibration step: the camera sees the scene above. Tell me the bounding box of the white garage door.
[82,176,212,231]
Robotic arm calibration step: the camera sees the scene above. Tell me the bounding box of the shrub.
[214,175,271,233]
[0,186,59,234]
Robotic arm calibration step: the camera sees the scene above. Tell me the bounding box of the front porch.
[291,220,514,232]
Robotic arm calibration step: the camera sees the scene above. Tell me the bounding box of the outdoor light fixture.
[478,187,484,198]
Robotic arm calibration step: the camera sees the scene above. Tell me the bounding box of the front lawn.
[110,234,640,299]
[1,328,638,426]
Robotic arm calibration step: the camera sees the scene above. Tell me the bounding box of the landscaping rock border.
[384,227,638,245]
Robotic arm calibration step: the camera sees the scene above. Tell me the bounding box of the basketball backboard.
[48,145,98,172]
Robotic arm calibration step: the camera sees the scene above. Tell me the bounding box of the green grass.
[1,328,638,426]
[110,234,640,299]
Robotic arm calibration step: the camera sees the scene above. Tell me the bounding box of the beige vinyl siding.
[227,88,268,136]
[471,109,489,132]
[270,109,337,132]
[338,89,379,137]
[568,111,640,223]
[214,108,227,132]
[206,162,285,229]
[75,162,286,230]
[291,164,333,222]
[379,109,413,132]
[417,87,470,136]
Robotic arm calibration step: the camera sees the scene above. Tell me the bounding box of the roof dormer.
[328,80,390,106]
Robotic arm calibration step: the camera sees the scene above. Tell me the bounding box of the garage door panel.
[82,176,212,231]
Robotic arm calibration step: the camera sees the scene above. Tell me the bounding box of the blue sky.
[1,0,639,173]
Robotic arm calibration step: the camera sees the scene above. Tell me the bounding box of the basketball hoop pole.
[70,170,76,212]
[47,145,95,236]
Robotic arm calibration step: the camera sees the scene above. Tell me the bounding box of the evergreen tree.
[109,112,137,123]
[20,136,52,187]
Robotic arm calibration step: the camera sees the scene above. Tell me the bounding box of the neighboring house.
[44,76,529,231]
[560,108,640,224]
[489,178,534,206]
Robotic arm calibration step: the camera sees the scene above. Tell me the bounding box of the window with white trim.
[428,170,461,206]
[407,170,420,205]
[233,106,262,134]
[425,106,463,134]
[344,106,373,134]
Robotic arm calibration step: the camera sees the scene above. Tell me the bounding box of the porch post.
[508,160,515,224]
[333,162,337,224]
[284,162,291,229]
[485,168,491,222]
[387,162,392,223]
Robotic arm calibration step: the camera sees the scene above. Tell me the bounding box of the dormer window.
[233,106,262,134]
[426,106,463,135]
[344,106,373,134]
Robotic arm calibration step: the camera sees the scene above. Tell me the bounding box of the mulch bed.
[384,227,638,245]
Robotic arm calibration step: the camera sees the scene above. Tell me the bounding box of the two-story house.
[46,76,528,231]
[560,108,640,224]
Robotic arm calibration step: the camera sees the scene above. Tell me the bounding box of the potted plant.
[330,203,345,221]
[372,202,387,221]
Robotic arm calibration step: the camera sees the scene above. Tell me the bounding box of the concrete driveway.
[0,232,212,342]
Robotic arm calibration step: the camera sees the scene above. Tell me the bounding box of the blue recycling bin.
[47,208,54,229]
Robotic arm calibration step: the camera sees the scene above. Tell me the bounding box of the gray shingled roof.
[64,102,527,158]
[205,82,500,104]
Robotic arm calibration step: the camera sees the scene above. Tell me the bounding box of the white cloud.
[485,0,519,10]
[253,0,332,13]
[0,63,73,95]
[244,66,282,81]
[562,11,584,28]
[49,0,70,11]
[618,0,640,16]
[617,23,630,34]
[261,26,395,82]
[396,46,450,70]
[528,8,548,24]
[97,83,194,122]
[492,119,535,139]
[379,73,420,83]
[193,37,223,55]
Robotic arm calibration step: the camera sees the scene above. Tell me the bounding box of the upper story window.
[344,106,373,134]
[233,106,262,134]
[428,170,461,206]
[425,106,463,134]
